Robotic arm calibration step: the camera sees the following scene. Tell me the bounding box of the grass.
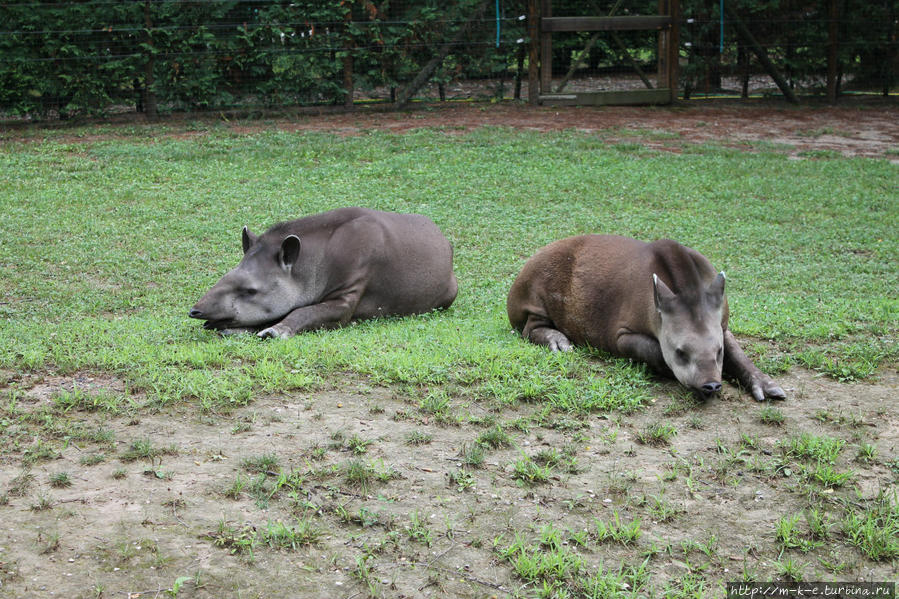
[841,490,899,561]
[775,514,822,552]
[512,454,554,486]
[120,438,160,462]
[262,517,323,550]
[404,430,432,446]
[240,453,280,473]
[343,459,399,492]
[758,405,786,426]
[635,422,678,447]
[595,511,643,545]
[476,425,512,449]
[49,472,72,488]
[782,434,845,463]
[0,126,895,416]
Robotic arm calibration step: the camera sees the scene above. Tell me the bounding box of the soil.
[1,366,898,598]
[5,99,899,161]
[223,100,899,160]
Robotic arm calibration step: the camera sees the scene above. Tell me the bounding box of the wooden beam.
[342,10,354,108]
[527,0,539,104]
[724,4,798,104]
[555,0,625,93]
[540,89,673,106]
[826,0,839,104]
[396,0,493,108]
[539,0,552,93]
[542,16,671,33]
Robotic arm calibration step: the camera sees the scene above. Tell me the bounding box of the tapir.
[190,207,458,338]
[507,235,786,401]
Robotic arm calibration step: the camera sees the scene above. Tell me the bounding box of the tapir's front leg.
[616,332,673,377]
[722,330,786,401]
[258,290,362,339]
[202,320,260,335]
[521,314,573,352]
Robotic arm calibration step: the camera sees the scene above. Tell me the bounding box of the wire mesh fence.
[0,0,895,121]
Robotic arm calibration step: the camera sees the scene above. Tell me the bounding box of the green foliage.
[0,0,527,118]
[680,0,897,96]
[3,0,894,118]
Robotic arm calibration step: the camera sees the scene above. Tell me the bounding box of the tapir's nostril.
[701,381,722,395]
[189,308,203,319]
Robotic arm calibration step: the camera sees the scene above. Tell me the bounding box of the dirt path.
[6,100,899,160]
[1,367,897,598]
[226,101,899,160]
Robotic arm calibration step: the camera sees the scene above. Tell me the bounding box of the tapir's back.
[286,208,457,318]
[356,210,458,316]
[507,234,722,351]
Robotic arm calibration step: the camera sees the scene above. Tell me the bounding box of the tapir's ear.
[241,226,258,254]
[279,235,301,270]
[652,273,676,313]
[706,271,726,308]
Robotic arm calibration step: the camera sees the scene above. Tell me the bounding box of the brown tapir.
[190,207,458,338]
[507,235,786,401]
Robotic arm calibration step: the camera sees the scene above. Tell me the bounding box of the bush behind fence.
[0,0,895,120]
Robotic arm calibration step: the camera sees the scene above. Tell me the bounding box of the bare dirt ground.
[1,367,897,598]
[1,103,898,598]
[6,98,899,160]
[224,100,899,160]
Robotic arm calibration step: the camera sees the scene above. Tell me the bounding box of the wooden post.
[667,0,679,94]
[657,0,679,98]
[515,44,525,100]
[540,0,552,94]
[826,0,838,104]
[343,11,354,108]
[887,0,897,97]
[658,0,667,91]
[143,0,157,118]
[527,0,539,104]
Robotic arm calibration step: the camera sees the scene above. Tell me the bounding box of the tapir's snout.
[188,307,204,319]
[699,381,722,398]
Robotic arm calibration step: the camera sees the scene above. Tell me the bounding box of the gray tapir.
[190,207,458,338]
[507,235,786,401]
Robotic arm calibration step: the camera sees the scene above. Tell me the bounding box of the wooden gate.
[528,0,680,106]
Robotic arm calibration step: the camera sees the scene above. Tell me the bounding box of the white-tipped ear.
[707,271,726,307]
[652,273,675,313]
[241,226,258,254]
[278,235,301,270]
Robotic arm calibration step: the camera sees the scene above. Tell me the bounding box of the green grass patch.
[841,490,899,561]
[0,126,895,417]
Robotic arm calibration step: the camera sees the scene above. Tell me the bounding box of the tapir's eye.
[675,348,689,363]
[243,288,258,297]
[717,347,724,362]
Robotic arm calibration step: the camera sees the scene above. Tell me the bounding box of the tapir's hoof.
[531,328,573,352]
[219,328,253,336]
[550,338,573,352]
[751,380,786,402]
[258,324,292,339]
